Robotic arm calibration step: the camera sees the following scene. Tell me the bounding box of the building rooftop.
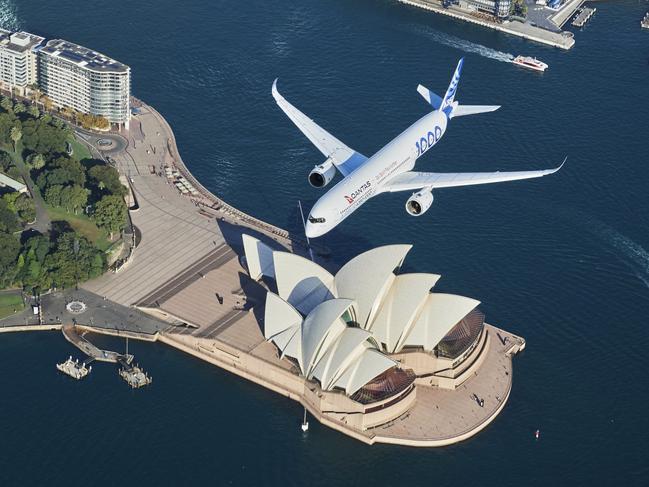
[0,31,45,54]
[40,39,129,73]
[0,172,27,192]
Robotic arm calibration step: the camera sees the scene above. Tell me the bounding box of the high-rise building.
[0,29,44,96]
[39,39,131,128]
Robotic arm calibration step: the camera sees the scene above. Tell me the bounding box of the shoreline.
[0,321,515,447]
[398,0,575,50]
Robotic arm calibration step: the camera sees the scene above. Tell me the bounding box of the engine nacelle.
[308,158,336,188]
[405,189,433,216]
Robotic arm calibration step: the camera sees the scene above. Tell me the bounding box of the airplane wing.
[272,79,368,176]
[384,158,566,192]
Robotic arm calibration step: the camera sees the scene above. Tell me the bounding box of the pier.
[61,323,132,363]
[56,356,91,380]
[572,7,596,28]
[118,358,152,388]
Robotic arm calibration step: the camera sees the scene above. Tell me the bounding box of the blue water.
[2,0,649,485]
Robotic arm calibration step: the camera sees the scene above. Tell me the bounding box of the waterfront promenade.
[80,102,304,307]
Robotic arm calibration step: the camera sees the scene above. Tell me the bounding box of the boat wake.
[409,24,514,63]
[0,0,21,31]
[589,218,649,288]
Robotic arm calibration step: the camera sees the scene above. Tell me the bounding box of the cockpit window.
[308,216,326,224]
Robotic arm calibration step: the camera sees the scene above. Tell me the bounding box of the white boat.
[512,55,548,72]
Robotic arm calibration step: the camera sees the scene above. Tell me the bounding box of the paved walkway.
[13,153,51,234]
[81,107,228,305]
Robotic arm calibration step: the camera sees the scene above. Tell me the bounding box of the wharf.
[61,323,132,363]
[118,359,152,388]
[398,0,575,49]
[572,7,596,28]
[548,0,585,29]
[56,356,91,380]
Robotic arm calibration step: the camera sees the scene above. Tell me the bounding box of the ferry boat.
[512,55,548,72]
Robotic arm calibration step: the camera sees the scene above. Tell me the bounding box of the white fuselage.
[305,109,448,238]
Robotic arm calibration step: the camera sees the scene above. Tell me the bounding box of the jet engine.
[308,158,336,188]
[405,189,433,216]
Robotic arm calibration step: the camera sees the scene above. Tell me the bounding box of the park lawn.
[46,205,111,251]
[0,292,25,319]
[67,136,92,161]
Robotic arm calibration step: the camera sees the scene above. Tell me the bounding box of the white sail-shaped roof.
[281,327,303,365]
[343,349,396,396]
[334,245,412,328]
[251,235,486,400]
[301,298,353,377]
[370,273,441,353]
[311,327,372,390]
[242,234,276,281]
[273,252,335,315]
[264,292,302,340]
[406,293,480,351]
[264,292,304,371]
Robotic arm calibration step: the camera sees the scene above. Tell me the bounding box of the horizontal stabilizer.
[451,105,501,118]
[417,84,443,110]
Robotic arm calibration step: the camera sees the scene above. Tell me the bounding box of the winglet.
[553,156,568,173]
[272,78,280,100]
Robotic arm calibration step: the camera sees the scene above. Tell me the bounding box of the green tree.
[25,152,45,170]
[60,185,87,214]
[93,194,127,239]
[2,191,20,212]
[36,156,86,191]
[0,199,19,232]
[44,232,105,288]
[0,231,20,287]
[14,193,36,223]
[12,102,25,115]
[27,104,40,119]
[0,150,12,171]
[88,164,127,197]
[14,233,51,291]
[20,117,70,154]
[9,125,21,152]
[44,184,63,207]
[0,97,13,113]
[0,112,17,146]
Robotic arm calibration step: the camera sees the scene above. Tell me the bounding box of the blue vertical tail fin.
[440,58,464,115]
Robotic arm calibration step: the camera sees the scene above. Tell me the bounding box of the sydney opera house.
[240,235,526,443]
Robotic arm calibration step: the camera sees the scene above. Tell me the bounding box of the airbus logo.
[415,125,442,157]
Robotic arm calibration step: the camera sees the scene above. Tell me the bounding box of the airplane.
[272,58,564,239]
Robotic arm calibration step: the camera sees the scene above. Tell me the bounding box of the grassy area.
[0,292,25,319]
[4,140,109,251]
[67,136,92,161]
[46,204,111,250]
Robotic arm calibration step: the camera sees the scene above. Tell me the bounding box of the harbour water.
[2,0,649,485]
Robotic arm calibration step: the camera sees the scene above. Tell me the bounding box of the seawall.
[399,0,575,50]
